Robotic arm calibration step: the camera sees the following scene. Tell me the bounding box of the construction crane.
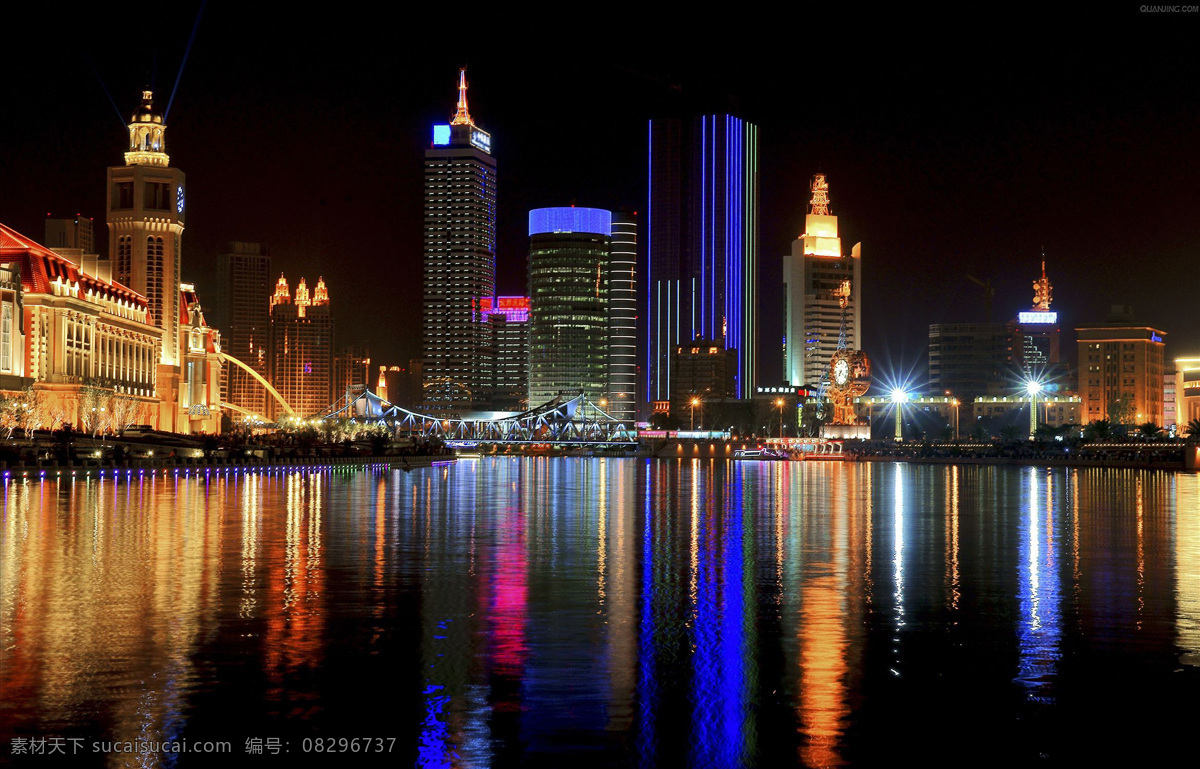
[966,275,995,322]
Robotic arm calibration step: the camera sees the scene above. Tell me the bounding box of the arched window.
[147,237,164,325]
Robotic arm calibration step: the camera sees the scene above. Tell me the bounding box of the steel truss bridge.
[321,389,636,448]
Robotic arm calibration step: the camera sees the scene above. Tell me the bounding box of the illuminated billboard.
[432,124,451,145]
[470,128,491,153]
[1018,311,1058,324]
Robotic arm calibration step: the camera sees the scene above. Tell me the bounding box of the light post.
[952,398,960,440]
[776,398,785,440]
[891,389,909,442]
[1026,380,1042,439]
[691,397,699,431]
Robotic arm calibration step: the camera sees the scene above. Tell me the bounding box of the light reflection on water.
[1,462,1199,767]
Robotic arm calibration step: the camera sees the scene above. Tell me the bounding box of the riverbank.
[0,454,455,479]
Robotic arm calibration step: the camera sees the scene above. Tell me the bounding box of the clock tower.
[107,90,184,367]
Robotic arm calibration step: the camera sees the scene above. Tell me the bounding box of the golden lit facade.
[0,223,160,424]
[269,274,334,419]
[1077,319,1166,426]
[177,284,223,433]
[1176,357,1200,431]
[783,174,862,389]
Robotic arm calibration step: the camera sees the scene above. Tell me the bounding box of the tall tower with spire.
[422,68,496,411]
[106,90,184,368]
[781,173,862,390]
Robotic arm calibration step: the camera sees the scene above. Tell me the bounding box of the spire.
[312,276,329,305]
[125,89,169,167]
[271,273,291,308]
[1032,257,1053,311]
[451,68,473,126]
[809,173,831,216]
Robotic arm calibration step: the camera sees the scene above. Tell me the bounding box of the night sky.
[3,8,1197,387]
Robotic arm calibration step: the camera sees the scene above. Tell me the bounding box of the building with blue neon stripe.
[647,115,758,409]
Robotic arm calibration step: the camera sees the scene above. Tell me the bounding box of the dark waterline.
[2,459,1199,767]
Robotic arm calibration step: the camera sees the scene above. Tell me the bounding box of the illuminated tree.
[1185,418,1200,439]
[1106,393,1136,426]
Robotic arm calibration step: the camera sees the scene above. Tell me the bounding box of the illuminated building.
[177,283,224,433]
[476,296,529,412]
[782,174,861,390]
[106,90,183,368]
[1174,357,1200,430]
[0,223,161,422]
[213,242,272,418]
[928,323,1014,404]
[1012,261,1067,387]
[269,274,334,418]
[333,346,371,400]
[607,213,637,424]
[647,114,758,406]
[527,208,611,407]
[1077,306,1166,426]
[422,68,495,411]
[669,337,736,419]
[0,262,27,389]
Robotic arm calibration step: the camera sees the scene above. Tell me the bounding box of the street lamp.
[891,388,909,442]
[951,398,960,440]
[691,397,700,431]
[1026,380,1043,439]
[776,398,785,440]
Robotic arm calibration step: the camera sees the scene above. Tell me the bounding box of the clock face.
[834,358,850,386]
[176,185,185,214]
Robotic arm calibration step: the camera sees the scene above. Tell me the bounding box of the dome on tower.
[125,90,169,166]
[132,90,163,124]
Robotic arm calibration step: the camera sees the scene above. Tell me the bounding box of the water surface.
[2,460,1199,766]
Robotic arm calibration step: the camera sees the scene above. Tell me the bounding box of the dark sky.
[3,7,1197,386]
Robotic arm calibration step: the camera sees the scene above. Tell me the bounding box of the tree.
[1107,393,1136,426]
[1083,419,1112,441]
[1186,418,1200,440]
[108,394,140,436]
[78,381,116,437]
[1138,421,1163,439]
[998,424,1025,443]
[969,422,991,441]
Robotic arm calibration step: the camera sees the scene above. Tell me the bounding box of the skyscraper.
[527,208,611,407]
[106,90,184,368]
[213,242,272,417]
[647,115,758,407]
[608,213,638,424]
[422,69,495,411]
[269,274,334,418]
[782,174,861,390]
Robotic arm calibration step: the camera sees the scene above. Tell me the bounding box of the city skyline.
[2,11,1197,384]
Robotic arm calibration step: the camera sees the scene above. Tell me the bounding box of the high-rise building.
[782,174,861,390]
[607,213,637,424]
[333,346,371,401]
[213,242,272,417]
[422,69,495,411]
[44,215,95,255]
[670,337,737,419]
[106,90,184,367]
[527,208,611,407]
[269,274,334,419]
[476,296,529,412]
[928,323,1015,403]
[647,114,758,406]
[1077,307,1166,426]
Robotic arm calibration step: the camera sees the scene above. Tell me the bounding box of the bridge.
[321,389,637,448]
